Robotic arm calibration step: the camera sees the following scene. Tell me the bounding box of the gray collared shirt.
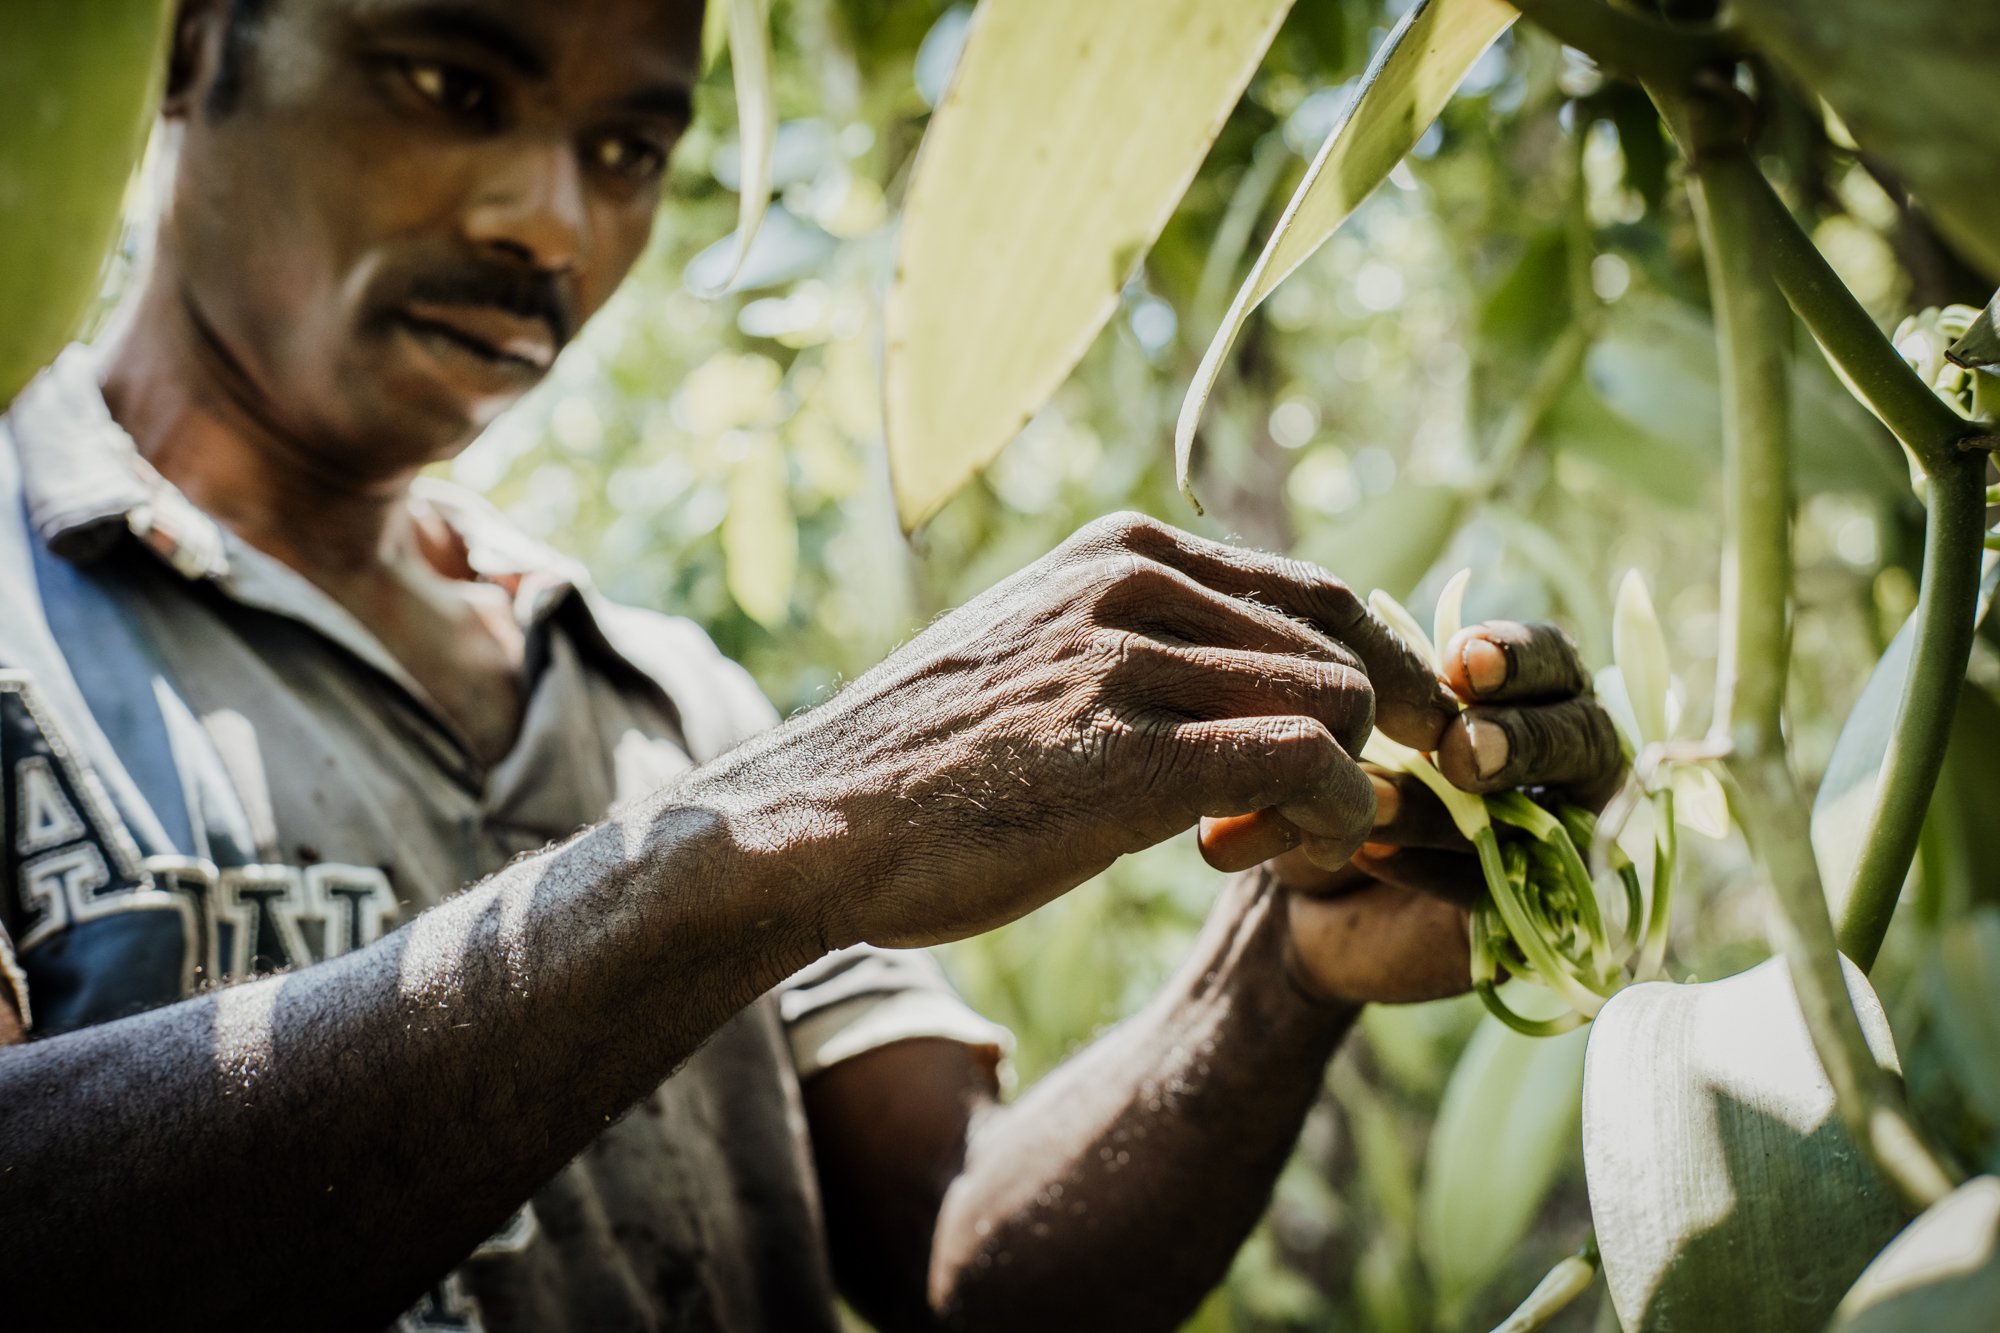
[0,344,1004,1332]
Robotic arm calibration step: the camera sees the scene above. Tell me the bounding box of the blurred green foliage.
[438,2,1999,1327]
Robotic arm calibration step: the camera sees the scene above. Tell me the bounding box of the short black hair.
[208,0,275,115]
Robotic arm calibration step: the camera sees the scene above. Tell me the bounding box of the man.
[0,0,1622,1328]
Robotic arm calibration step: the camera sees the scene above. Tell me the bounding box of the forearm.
[0,794,832,1328]
[929,870,1353,1332]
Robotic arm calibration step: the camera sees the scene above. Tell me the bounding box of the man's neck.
[97,266,422,580]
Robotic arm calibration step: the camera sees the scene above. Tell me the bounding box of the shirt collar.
[8,342,596,631]
[12,343,229,579]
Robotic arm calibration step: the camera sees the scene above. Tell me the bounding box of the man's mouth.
[398,300,557,373]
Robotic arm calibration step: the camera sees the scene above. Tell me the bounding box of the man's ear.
[164,0,230,118]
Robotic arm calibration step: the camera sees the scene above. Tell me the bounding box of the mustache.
[400,261,578,349]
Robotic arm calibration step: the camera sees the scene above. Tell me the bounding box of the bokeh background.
[94,1,1994,1327]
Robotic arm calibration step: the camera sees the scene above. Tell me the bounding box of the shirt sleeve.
[778,945,1013,1082]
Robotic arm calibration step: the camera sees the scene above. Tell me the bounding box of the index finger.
[1441,621,1590,704]
[1122,522,1455,750]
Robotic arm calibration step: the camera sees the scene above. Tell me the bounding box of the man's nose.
[463,136,588,272]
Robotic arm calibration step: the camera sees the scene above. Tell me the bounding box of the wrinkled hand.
[1243,620,1624,1006]
[686,513,1455,950]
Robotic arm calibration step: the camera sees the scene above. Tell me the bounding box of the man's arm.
[0,800,832,1328]
[0,514,1451,1328]
[805,617,1622,1333]
[808,866,1354,1333]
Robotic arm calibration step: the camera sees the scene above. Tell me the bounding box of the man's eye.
[402,59,494,120]
[593,134,667,183]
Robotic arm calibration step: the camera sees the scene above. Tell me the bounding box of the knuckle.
[1082,510,1159,550]
[1081,553,1151,609]
[1290,563,1361,624]
[1317,662,1376,740]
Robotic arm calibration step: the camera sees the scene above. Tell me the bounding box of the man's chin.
[364,320,542,443]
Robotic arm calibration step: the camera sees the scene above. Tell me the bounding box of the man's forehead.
[323,0,705,86]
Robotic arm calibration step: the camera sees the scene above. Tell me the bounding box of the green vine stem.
[1735,168,1989,970]
[1667,98,1960,1212]
[1681,147,1791,757]
[1506,0,1728,90]
[1724,756,1958,1211]
[1742,169,1989,471]
[1838,454,1986,968]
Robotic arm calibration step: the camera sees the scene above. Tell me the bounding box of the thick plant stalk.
[1837,454,1986,968]
[1684,149,1791,757]
[1725,756,1957,1211]
[1733,167,1989,970]
[1744,169,1992,471]
[1672,113,1959,1212]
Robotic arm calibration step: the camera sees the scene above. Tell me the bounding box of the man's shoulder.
[412,475,780,758]
[588,597,780,759]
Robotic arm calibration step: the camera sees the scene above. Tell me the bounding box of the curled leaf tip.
[701,0,775,297]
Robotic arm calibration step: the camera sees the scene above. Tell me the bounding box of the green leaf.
[1813,617,1918,915]
[1829,1177,2000,1332]
[1176,0,1516,510]
[722,433,797,628]
[1292,482,1466,604]
[1912,680,2000,929]
[1420,1004,1588,1316]
[885,0,1297,533]
[1731,0,2000,279]
[1583,957,1912,1332]
[0,0,173,407]
[703,0,776,293]
[1818,553,2000,918]
[1926,910,2000,1135]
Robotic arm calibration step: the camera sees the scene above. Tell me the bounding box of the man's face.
[167,0,703,472]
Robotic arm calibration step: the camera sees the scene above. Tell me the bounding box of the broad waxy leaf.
[1732,0,2000,279]
[1175,0,1516,509]
[722,433,798,628]
[1420,1004,1588,1315]
[1583,956,1912,1332]
[1813,560,2000,912]
[886,0,1297,533]
[1813,616,1917,913]
[1926,909,2000,1140]
[0,0,172,407]
[1828,1176,2000,1331]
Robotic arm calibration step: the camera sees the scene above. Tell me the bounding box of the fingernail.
[1467,716,1510,780]
[1369,774,1401,828]
[1462,638,1508,695]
